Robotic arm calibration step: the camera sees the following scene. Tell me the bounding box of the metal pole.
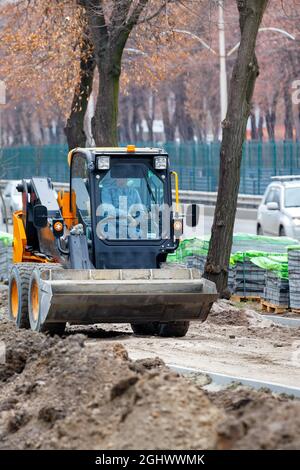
[218,1,228,123]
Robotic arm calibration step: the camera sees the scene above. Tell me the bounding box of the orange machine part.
[57,190,78,230]
[12,211,52,264]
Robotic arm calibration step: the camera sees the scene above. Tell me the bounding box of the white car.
[0,180,22,223]
[257,176,300,239]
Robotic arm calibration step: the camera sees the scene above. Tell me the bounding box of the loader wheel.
[8,265,34,328]
[157,321,190,338]
[131,322,160,336]
[28,267,65,336]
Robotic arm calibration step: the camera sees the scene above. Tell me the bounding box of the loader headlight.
[97,156,110,170]
[154,156,168,170]
[174,219,183,237]
[293,218,300,226]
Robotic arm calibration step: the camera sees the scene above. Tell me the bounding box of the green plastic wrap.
[167,234,299,275]
[0,231,13,247]
[251,254,288,279]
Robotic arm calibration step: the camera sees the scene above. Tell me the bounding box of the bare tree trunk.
[65,34,95,150]
[141,92,155,143]
[160,92,175,141]
[12,108,23,145]
[265,91,278,141]
[81,0,150,147]
[284,84,294,141]
[20,105,34,145]
[258,114,263,140]
[204,0,268,296]
[250,105,257,140]
[174,76,194,142]
[92,60,121,146]
[119,93,133,142]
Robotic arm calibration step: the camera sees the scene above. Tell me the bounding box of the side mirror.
[186,204,199,228]
[266,201,279,211]
[33,204,48,228]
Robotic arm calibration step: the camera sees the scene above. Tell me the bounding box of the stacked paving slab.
[0,234,13,282]
[288,248,300,310]
[168,235,300,301]
[232,258,265,298]
[263,271,289,307]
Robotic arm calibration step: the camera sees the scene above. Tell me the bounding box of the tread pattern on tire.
[131,322,159,336]
[10,263,62,329]
[158,321,190,337]
[13,264,33,328]
[25,263,65,335]
[131,321,190,337]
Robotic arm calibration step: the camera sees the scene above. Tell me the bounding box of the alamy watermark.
[93,199,205,241]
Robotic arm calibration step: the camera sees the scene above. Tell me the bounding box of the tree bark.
[284,84,294,141]
[250,105,257,140]
[141,92,155,143]
[265,91,278,141]
[160,91,175,142]
[81,0,150,147]
[174,76,195,142]
[258,114,263,140]
[204,0,268,296]
[92,60,121,146]
[65,33,95,150]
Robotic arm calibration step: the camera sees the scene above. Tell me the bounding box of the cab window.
[98,164,165,240]
[71,155,91,226]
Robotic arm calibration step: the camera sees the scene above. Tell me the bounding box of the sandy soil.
[1,290,300,450]
[78,301,300,388]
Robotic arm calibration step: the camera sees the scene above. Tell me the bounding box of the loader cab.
[69,147,178,269]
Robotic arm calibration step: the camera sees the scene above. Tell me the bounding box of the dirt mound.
[208,301,251,327]
[0,317,222,450]
[1,292,300,450]
[0,289,7,316]
[209,386,300,450]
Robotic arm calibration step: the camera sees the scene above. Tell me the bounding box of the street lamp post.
[171,19,296,128]
[128,7,296,130]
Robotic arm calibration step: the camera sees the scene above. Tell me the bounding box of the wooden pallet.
[291,308,300,315]
[260,299,288,314]
[231,295,261,303]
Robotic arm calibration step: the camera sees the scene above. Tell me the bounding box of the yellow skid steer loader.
[8,147,217,336]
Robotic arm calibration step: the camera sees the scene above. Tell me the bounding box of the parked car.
[257,176,300,239]
[0,180,22,223]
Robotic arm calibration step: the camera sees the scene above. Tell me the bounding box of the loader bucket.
[30,267,218,327]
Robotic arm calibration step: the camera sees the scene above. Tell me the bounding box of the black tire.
[42,323,66,336]
[8,264,33,328]
[279,226,286,237]
[257,224,263,236]
[28,267,65,336]
[131,322,160,336]
[157,321,190,338]
[8,263,63,331]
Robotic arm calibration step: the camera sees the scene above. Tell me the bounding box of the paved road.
[183,212,256,239]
